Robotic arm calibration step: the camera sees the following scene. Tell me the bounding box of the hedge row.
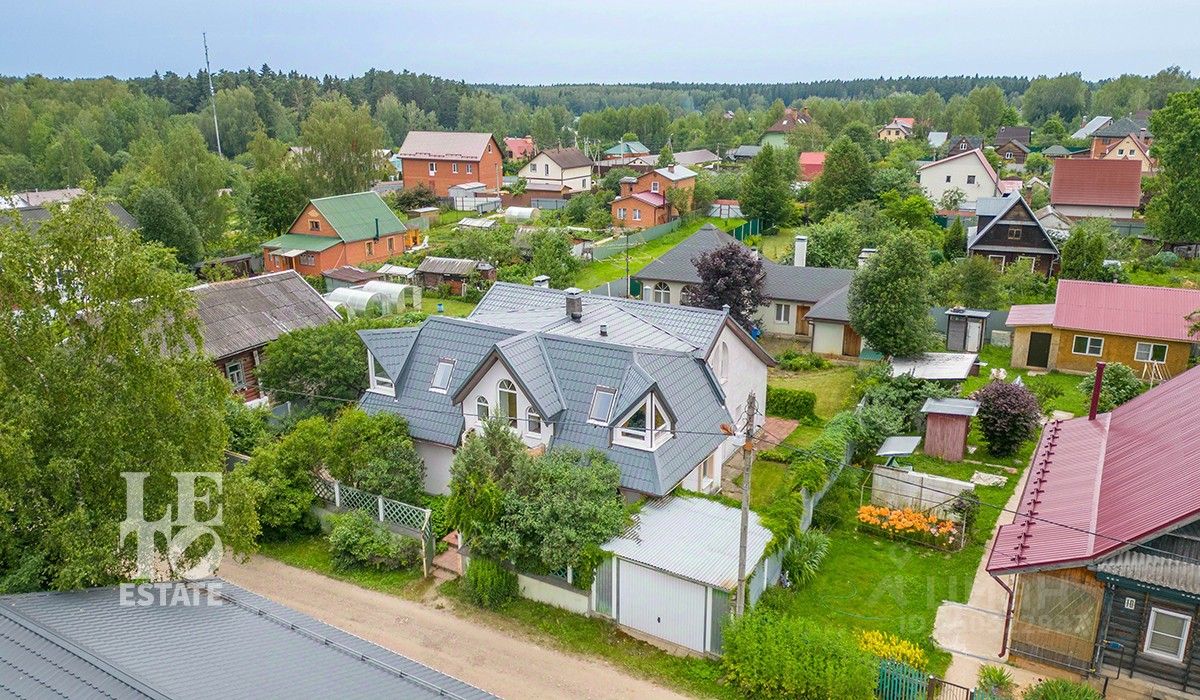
[765,386,817,423]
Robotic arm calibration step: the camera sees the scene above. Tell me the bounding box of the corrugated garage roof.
[604,496,773,589]
[988,364,1200,576]
[0,579,495,699]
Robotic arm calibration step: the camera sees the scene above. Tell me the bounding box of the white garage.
[595,495,778,655]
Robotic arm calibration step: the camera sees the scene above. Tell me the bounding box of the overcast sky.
[3,1,1197,84]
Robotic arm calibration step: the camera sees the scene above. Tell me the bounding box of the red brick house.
[261,192,415,276]
[397,131,504,196]
[189,271,340,405]
[610,165,697,229]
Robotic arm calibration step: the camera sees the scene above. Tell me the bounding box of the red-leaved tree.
[973,381,1042,457]
[685,242,766,330]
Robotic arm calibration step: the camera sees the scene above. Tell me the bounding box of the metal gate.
[876,660,984,700]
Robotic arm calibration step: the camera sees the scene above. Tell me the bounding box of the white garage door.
[617,560,707,652]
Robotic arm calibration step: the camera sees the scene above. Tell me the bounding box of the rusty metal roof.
[988,364,1200,576]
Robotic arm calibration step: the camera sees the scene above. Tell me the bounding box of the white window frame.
[1008,227,1022,240]
[633,209,641,221]
[368,352,394,396]
[428,162,437,176]
[309,219,321,231]
[476,396,490,421]
[466,163,473,174]
[225,360,246,389]
[617,207,627,220]
[588,387,617,424]
[717,342,729,383]
[1005,151,1013,159]
[612,393,673,451]
[774,303,791,324]
[526,408,542,436]
[1135,341,1168,364]
[1072,335,1104,357]
[1144,608,1192,663]
[1016,255,1036,271]
[430,358,455,393]
[299,253,316,266]
[651,181,660,193]
[497,379,518,429]
[452,162,459,174]
[988,254,1007,269]
[652,282,671,304]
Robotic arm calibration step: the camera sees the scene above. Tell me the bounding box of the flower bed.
[856,505,962,550]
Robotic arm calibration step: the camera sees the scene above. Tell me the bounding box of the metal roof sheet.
[1049,158,1142,208]
[603,496,773,589]
[417,256,485,276]
[1005,303,1056,326]
[1050,280,1200,342]
[309,191,406,242]
[260,233,342,252]
[890,352,978,381]
[398,131,497,161]
[13,201,139,232]
[0,580,495,700]
[1071,116,1113,140]
[876,435,922,457]
[921,397,979,417]
[1095,550,1200,596]
[672,149,719,166]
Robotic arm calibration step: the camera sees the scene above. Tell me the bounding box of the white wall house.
[524,147,594,193]
[917,149,1000,209]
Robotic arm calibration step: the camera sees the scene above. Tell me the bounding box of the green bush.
[1076,362,1145,412]
[1142,250,1180,273]
[1021,678,1102,700]
[722,612,877,698]
[758,447,792,463]
[977,664,1016,699]
[853,401,905,461]
[463,556,519,609]
[765,385,818,422]
[1023,375,1064,410]
[974,381,1042,457]
[776,350,831,372]
[327,510,420,572]
[782,529,830,588]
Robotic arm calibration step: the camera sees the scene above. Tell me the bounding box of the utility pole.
[624,231,630,298]
[735,391,757,617]
[203,33,223,158]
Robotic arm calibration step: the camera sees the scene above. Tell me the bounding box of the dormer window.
[613,394,672,450]
[588,387,616,424]
[369,353,394,396]
[430,358,455,393]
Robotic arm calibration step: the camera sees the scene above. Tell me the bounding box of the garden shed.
[945,308,991,353]
[597,496,779,655]
[920,397,979,461]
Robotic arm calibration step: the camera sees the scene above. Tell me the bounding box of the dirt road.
[220,556,692,700]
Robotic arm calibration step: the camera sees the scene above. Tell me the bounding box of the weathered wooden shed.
[920,397,979,462]
[945,308,991,353]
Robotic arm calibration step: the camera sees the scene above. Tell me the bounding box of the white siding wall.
[919,157,1000,207]
[1055,204,1137,220]
[756,300,806,336]
[415,439,455,495]
[617,559,709,652]
[811,321,845,355]
[707,324,768,462]
[525,155,592,193]
[461,361,553,449]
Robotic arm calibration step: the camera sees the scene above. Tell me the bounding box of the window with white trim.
[369,353,394,395]
[617,207,626,220]
[652,282,671,304]
[588,387,616,424]
[530,163,538,173]
[476,396,489,421]
[497,379,518,428]
[1016,256,1036,271]
[430,358,455,393]
[717,341,729,383]
[1008,227,1022,240]
[613,394,672,450]
[1135,341,1168,364]
[988,254,1007,269]
[299,253,316,266]
[428,162,437,175]
[633,210,641,221]
[526,408,541,435]
[1072,335,1104,356]
[1144,608,1191,662]
[1005,151,1013,159]
[774,303,791,323]
[452,162,459,174]
[967,175,977,184]
[651,181,660,193]
[225,361,246,389]
[309,219,321,231]
[466,163,473,174]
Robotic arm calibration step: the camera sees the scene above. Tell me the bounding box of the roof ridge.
[615,305,701,350]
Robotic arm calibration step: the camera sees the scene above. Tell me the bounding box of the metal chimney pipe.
[1088,362,1106,420]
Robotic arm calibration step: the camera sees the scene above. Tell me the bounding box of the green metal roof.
[309,192,406,243]
[604,140,649,156]
[260,233,342,252]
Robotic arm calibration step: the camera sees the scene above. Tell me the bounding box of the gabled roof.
[988,364,1200,576]
[765,107,812,134]
[993,126,1032,146]
[504,136,535,159]
[968,195,1059,255]
[1100,134,1151,160]
[398,131,498,161]
[1041,145,1074,157]
[323,265,382,284]
[799,151,826,180]
[11,201,139,233]
[647,165,697,182]
[1092,115,1150,139]
[188,270,340,359]
[1004,303,1056,326]
[535,147,593,169]
[944,135,984,153]
[1049,158,1142,208]
[918,148,1000,188]
[1071,115,1112,140]
[727,145,762,159]
[604,140,650,156]
[1046,279,1200,342]
[672,148,719,166]
[416,256,488,277]
[302,191,406,243]
[805,284,851,322]
[634,224,855,305]
[927,131,949,148]
[0,579,495,700]
[995,139,1031,153]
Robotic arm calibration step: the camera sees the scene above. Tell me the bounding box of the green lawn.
[257,534,425,598]
[963,344,1090,417]
[440,579,736,699]
[1126,266,1200,289]
[418,296,477,317]
[768,366,859,420]
[759,230,795,262]
[571,217,746,291]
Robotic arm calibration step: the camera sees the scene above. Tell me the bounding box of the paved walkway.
[933,466,1048,691]
[220,555,691,700]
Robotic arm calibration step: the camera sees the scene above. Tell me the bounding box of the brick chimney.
[668,165,675,174]
[564,288,583,321]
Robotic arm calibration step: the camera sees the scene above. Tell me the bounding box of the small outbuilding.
[322,265,382,291]
[504,206,540,223]
[945,308,991,353]
[323,286,385,317]
[415,256,497,296]
[598,496,779,655]
[920,397,980,462]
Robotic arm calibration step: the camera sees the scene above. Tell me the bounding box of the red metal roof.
[1052,279,1200,342]
[799,151,826,181]
[504,137,535,159]
[629,192,666,207]
[988,364,1200,575]
[1005,303,1056,326]
[1049,158,1142,208]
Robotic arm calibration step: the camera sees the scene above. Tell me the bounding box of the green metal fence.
[876,660,991,700]
[592,218,682,261]
[727,218,761,241]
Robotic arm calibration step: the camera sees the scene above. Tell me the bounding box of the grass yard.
[571,217,746,291]
[418,296,477,317]
[963,344,1090,417]
[440,579,736,699]
[768,365,859,420]
[758,230,795,262]
[1126,265,1200,289]
[257,534,425,598]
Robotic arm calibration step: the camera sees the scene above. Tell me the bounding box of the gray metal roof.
[945,308,992,319]
[634,224,854,304]
[416,256,486,276]
[727,145,761,159]
[12,201,139,232]
[1071,116,1112,140]
[890,352,978,380]
[189,270,341,359]
[1095,550,1200,596]
[876,435,922,457]
[603,495,773,590]
[968,195,1060,255]
[0,579,495,700]
[672,148,719,166]
[921,397,980,417]
[803,283,851,323]
[927,131,949,148]
[1092,116,1150,139]
[975,195,1015,218]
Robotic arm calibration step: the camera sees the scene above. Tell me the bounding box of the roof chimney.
[793,235,808,267]
[721,303,730,315]
[532,274,550,288]
[750,246,759,260]
[599,323,608,337]
[1088,362,1106,420]
[564,287,583,322]
[668,164,675,174]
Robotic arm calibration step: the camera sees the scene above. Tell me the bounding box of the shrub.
[858,630,929,672]
[863,370,953,432]
[722,612,878,698]
[1143,250,1180,273]
[977,664,1016,699]
[776,350,831,372]
[810,468,859,530]
[463,556,519,609]
[758,447,791,463]
[973,381,1041,457]
[1076,362,1145,412]
[782,529,830,588]
[1023,376,1064,410]
[327,510,420,572]
[853,401,905,461]
[1022,678,1102,700]
[765,386,818,422]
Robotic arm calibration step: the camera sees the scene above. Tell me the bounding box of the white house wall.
[811,321,845,355]
[1055,204,1137,220]
[415,439,455,495]
[524,155,592,193]
[707,324,767,458]
[461,360,554,449]
[918,157,1000,207]
[679,450,722,494]
[755,300,807,336]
